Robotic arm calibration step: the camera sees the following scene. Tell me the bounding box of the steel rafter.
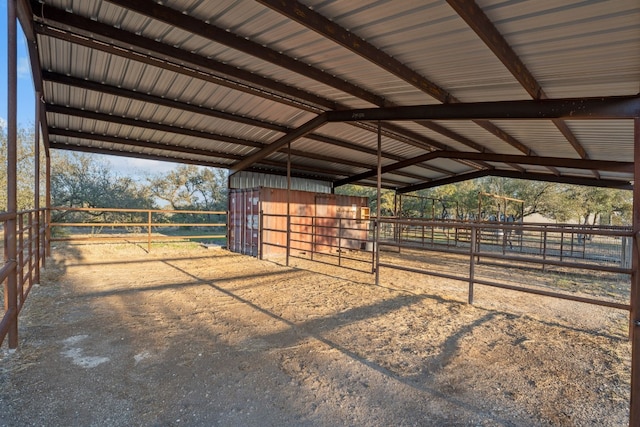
[256,0,555,171]
[33,6,472,175]
[101,0,490,168]
[446,0,597,178]
[47,138,354,183]
[334,151,632,188]
[326,96,640,122]
[398,169,632,194]
[48,106,427,183]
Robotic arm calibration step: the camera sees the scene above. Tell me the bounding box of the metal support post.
[286,141,291,266]
[147,211,152,253]
[630,117,640,427]
[375,121,382,285]
[6,0,19,348]
[469,225,477,304]
[45,154,51,260]
[34,92,41,282]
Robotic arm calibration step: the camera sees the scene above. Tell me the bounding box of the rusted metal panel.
[228,187,369,259]
[228,188,260,256]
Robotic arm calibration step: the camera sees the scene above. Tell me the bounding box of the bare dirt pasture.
[0,242,632,426]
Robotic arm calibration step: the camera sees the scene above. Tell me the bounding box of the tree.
[146,165,228,211]
[50,152,156,223]
[335,184,395,216]
[0,125,45,211]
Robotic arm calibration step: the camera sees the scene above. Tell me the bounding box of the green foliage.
[50,152,157,224]
[336,178,632,226]
[51,152,154,209]
[146,165,228,212]
[0,125,45,211]
[335,184,395,215]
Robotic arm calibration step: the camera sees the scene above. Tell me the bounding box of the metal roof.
[18,0,640,191]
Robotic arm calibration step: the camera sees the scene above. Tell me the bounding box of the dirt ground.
[0,241,632,426]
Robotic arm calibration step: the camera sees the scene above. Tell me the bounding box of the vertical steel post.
[6,0,19,348]
[375,122,382,285]
[286,141,291,267]
[34,92,41,283]
[469,224,476,304]
[338,218,342,267]
[630,118,640,427]
[27,211,33,290]
[147,210,152,253]
[311,215,315,261]
[258,209,263,260]
[542,227,547,272]
[45,153,51,260]
[18,214,24,302]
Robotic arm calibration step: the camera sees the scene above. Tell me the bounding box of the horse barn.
[2,0,640,425]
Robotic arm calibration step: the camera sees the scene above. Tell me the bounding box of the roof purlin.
[48,106,427,182]
[100,0,489,167]
[446,0,597,178]
[256,0,554,173]
[33,5,477,174]
[399,170,633,194]
[335,151,632,188]
[49,141,369,184]
[48,134,362,182]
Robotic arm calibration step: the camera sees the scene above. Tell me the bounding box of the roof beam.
[46,105,264,148]
[326,96,640,122]
[48,128,242,161]
[31,3,335,112]
[257,0,552,163]
[100,0,487,168]
[335,150,632,187]
[31,25,464,175]
[48,140,349,182]
[48,137,357,183]
[44,77,447,176]
[33,7,470,174]
[105,0,386,107]
[446,0,596,177]
[399,170,632,194]
[48,106,428,180]
[49,141,232,170]
[334,150,631,188]
[230,114,327,174]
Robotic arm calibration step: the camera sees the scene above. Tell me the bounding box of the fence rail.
[4,208,635,348]
[1,206,225,349]
[1,208,47,348]
[49,207,227,252]
[376,218,633,315]
[260,212,375,272]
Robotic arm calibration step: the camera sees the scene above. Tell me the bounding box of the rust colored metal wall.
[228,187,369,258]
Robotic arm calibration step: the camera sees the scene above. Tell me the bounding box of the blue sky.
[0,0,184,177]
[0,0,36,129]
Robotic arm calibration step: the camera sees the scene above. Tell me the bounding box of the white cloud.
[17,57,31,79]
[0,117,6,130]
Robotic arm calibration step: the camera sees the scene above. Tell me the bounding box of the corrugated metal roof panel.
[565,121,634,162]
[33,0,639,192]
[428,121,527,156]
[229,171,332,192]
[479,0,640,98]
[488,120,580,159]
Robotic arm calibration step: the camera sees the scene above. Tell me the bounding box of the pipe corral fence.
[2,208,634,345]
[1,208,48,347]
[1,206,226,348]
[260,213,633,316]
